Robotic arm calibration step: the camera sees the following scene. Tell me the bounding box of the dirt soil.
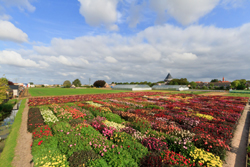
[201,92,229,96]
[223,101,250,167]
[12,99,33,167]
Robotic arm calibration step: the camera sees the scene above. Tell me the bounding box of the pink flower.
[118,152,120,154]
[89,142,92,145]
[70,144,72,147]
[67,132,69,135]
[101,153,104,156]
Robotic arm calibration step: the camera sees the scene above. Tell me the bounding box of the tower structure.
[164,73,173,84]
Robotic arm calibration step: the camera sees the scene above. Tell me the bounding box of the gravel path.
[223,101,250,167]
[12,99,33,167]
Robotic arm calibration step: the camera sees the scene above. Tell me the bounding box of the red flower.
[38,140,43,146]
[128,145,130,148]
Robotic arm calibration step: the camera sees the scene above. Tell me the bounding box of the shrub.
[93,80,106,87]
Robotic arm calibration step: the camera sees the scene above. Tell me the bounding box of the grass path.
[0,99,26,167]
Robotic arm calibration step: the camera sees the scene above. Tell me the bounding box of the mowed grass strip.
[0,99,26,167]
[29,88,130,97]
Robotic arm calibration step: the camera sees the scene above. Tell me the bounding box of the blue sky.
[0,0,250,84]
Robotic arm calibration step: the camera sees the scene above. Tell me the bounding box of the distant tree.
[41,85,45,87]
[210,79,219,82]
[63,80,71,88]
[72,79,81,87]
[231,80,240,89]
[8,81,14,85]
[93,80,106,87]
[157,81,165,83]
[29,82,34,85]
[189,81,197,89]
[209,83,214,89]
[169,78,189,85]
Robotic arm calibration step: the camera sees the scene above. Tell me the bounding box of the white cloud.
[105,56,117,63]
[0,20,28,42]
[1,0,35,12]
[0,14,12,20]
[149,0,220,25]
[0,50,39,67]
[8,23,250,84]
[78,0,119,30]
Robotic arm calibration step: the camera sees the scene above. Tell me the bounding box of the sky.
[0,0,250,85]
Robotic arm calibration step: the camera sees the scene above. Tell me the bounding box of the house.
[104,83,110,88]
[9,85,20,97]
[209,77,231,89]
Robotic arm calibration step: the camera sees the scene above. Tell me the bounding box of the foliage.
[210,79,219,82]
[0,77,8,103]
[72,79,81,87]
[169,78,189,85]
[0,99,17,118]
[8,81,14,85]
[93,80,106,87]
[231,79,247,90]
[68,150,102,167]
[63,80,71,88]
[189,81,197,89]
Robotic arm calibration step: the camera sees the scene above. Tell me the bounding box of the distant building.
[164,73,173,84]
[9,85,20,97]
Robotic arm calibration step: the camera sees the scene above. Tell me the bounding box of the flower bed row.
[28,93,248,167]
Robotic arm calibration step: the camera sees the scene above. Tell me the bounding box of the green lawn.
[28,88,130,97]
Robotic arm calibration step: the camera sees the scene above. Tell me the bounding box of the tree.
[169,78,189,85]
[208,83,214,89]
[8,81,14,85]
[72,79,81,87]
[29,82,34,85]
[189,81,197,89]
[0,77,8,103]
[93,80,106,87]
[210,79,219,82]
[63,80,71,88]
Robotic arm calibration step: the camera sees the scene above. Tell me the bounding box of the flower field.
[28,92,248,167]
